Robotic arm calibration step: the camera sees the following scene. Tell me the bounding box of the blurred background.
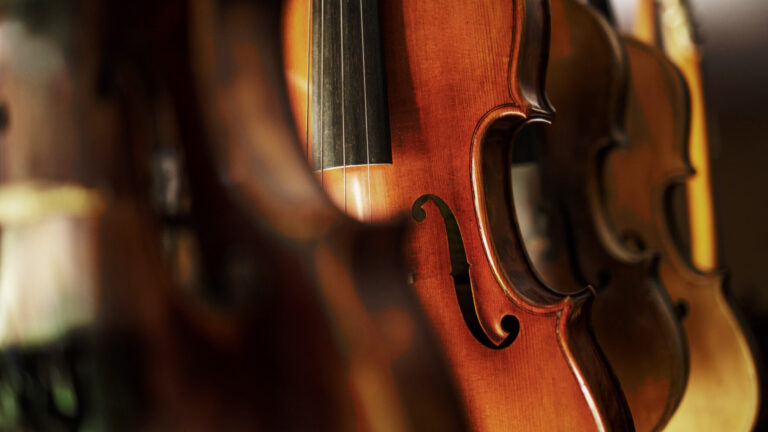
[613,0,768,427]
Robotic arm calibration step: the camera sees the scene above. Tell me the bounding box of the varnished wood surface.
[527,0,689,430]
[284,0,634,430]
[603,37,759,432]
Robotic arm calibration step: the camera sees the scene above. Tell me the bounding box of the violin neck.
[310,0,391,171]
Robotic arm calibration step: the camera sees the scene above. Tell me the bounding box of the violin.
[601,0,759,429]
[517,0,689,429]
[0,0,467,429]
[283,0,633,430]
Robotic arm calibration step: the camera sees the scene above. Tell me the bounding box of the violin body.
[0,1,348,428]
[603,37,759,431]
[0,0,468,429]
[283,0,633,430]
[525,0,688,429]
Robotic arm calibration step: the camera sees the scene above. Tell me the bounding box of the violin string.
[320,0,325,187]
[340,0,347,214]
[305,0,311,161]
[359,0,372,223]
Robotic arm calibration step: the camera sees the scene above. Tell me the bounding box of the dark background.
[613,0,768,428]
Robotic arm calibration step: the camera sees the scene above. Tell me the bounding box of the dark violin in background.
[283,0,632,430]
[513,0,688,429]
[600,0,759,429]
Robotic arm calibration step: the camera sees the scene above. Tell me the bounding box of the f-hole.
[412,194,519,349]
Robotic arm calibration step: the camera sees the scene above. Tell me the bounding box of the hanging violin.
[516,0,688,429]
[600,0,759,429]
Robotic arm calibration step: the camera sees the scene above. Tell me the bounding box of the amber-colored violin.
[515,0,688,429]
[601,0,759,429]
[639,0,718,275]
[0,0,467,429]
[283,0,633,430]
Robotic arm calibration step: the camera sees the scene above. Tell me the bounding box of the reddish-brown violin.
[283,0,633,430]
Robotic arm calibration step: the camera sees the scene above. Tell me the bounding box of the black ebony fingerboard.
[311,0,391,170]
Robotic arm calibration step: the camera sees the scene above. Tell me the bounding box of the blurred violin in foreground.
[604,0,759,429]
[513,0,688,428]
